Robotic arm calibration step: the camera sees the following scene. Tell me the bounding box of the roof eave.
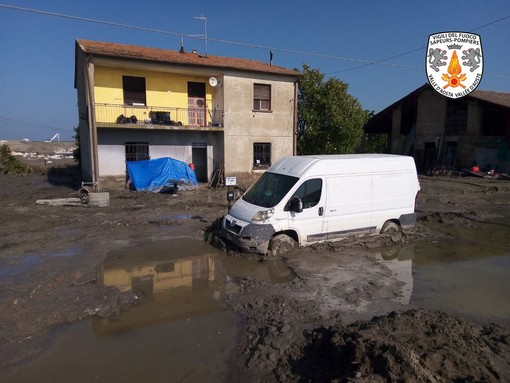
[76,39,301,78]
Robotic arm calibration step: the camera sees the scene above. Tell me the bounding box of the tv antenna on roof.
[193,15,208,56]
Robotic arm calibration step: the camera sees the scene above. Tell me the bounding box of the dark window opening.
[422,141,437,171]
[481,104,507,136]
[444,99,467,135]
[188,82,206,98]
[125,142,149,162]
[253,143,271,167]
[253,84,271,111]
[400,102,417,135]
[123,76,146,106]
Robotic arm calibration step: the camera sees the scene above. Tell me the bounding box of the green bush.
[0,144,31,175]
[0,144,11,158]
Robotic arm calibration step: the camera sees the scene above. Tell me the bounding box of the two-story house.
[74,39,300,187]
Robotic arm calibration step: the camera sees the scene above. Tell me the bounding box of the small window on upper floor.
[123,76,146,106]
[253,84,271,111]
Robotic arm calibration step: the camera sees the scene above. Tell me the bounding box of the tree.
[362,132,389,153]
[72,126,81,165]
[297,64,368,155]
[360,110,389,153]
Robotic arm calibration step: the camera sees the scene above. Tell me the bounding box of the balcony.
[94,104,224,130]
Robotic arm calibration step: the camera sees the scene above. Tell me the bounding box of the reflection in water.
[377,245,415,306]
[411,219,510,326]
[94,238,295,336]
[414,254,510,326]
[372,227,510,327]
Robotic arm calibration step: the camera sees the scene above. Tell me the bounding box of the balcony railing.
[94,104,224,129]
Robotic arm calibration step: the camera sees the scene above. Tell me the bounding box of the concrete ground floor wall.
[96,128,224,182]
[223,134,294,175]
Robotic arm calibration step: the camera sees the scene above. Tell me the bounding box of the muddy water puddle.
[411,218,510,326]
[0,246,81,281]
[3,219,510,382]
[3,237,294,383]
[95,237,295,335]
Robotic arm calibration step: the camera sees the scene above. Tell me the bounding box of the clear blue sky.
[0,0,509,141]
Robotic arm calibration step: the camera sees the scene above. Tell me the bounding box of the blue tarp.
[126,157,198,192]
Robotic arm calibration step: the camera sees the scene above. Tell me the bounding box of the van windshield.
[242,172,299,208]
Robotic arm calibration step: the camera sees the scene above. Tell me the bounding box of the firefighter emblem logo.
[426,32,483,99]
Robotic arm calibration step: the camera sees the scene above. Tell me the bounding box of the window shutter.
[254,84,270,100]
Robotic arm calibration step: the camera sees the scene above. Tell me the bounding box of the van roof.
[268,154,413,178]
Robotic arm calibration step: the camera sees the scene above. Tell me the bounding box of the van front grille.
[225,219,242,235]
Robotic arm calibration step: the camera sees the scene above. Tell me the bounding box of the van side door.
[286,178,326,244]
[325,174,374,240]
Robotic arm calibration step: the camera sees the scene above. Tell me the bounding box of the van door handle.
[318,207,324,216]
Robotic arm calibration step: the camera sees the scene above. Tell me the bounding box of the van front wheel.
[268,234,296,257]
[381,221,401,234]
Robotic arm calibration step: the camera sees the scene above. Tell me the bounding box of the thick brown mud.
[1,158,510,382]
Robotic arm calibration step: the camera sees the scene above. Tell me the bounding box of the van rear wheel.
[269,234,296,257]
[381,221,401,234]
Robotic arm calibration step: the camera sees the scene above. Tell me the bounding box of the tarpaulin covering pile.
[126,157,198,192]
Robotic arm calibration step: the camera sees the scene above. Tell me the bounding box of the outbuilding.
[364,84,510,173]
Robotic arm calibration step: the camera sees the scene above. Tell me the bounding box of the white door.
[286,178,326,244]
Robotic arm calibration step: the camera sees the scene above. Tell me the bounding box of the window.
[444,99,467,135]
[291,179,323,209]
[253,143,271,167]
[481,104,506,136]
[123,76,146,105]
[125,142,149,162]
[253,84,271,111]
[242,172,299,208]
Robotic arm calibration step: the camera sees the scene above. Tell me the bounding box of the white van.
[221,154,420,256]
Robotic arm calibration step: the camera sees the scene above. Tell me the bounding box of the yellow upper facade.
[94,66,218,128]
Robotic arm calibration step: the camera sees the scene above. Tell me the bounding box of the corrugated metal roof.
[76,39,300,77]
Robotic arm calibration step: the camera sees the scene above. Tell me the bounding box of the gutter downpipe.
[84,56,99,185]
[293,79,298,156]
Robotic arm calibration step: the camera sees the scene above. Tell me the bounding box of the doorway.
[192,146,208,182]
[188,82,206,126]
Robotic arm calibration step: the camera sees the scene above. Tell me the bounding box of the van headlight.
[252,208,274,222]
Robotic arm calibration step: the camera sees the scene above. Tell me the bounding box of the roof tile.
[76,39,300,77]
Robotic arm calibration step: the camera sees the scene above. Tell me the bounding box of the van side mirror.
[290,196,303,213]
